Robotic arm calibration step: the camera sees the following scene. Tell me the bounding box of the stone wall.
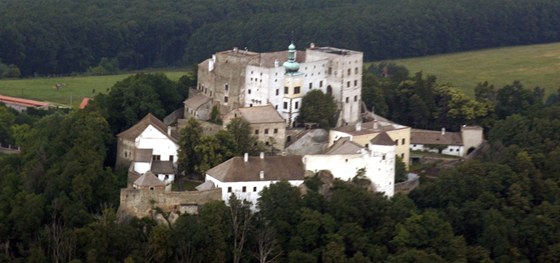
[118,188,222,219]
[394,173,420,194]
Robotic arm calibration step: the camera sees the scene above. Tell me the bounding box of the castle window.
[275,105,278,109]
[347,81,350,87]
[402,138,405,144]
[309,83,312,89]
[153,155,161,161]
[294,86,300,94]
[328,67,332,75]
[354,95,357,102]
[295,101,299,109]
[276,89,279,96]
[355,67,359,74]
[320,81,323,87]
[248,89,251,94]
[225,84,229,91]
[347,68,351,76]
[224,96,228,103]
[228,187,232,193]
[345,97,349,103]
[283,102,288,109]
[255,129,259,135]
[401,153,405,159]
[274,128,278,134]
[242,186,247,192]
[284,87,289,94]
[395,140,398,145]
[253,186,257,192]
[169,155,174,162]
[354,80,358,86]
[382,155,386,161]
[264,129,269,134]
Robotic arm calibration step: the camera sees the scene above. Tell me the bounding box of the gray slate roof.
[325,138,364,155]
[134,171,165,187]
[411,129,462,146]
[370,132,396,146]
[151,160,175,175]
[206,155,305,182]
[184,93,211,110]
[229,105,284,124]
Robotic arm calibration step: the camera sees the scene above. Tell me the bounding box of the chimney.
[310,42,315,48]
[274,59,279,67]
[441,128,446,135]
[244,153,248,162]
[167,126,172,136]
[259,171,264,180]
[373,120,379,130]
[355,122,362,131]
[260,152,265,159]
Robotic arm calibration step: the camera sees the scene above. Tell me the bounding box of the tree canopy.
[2,0,560,76]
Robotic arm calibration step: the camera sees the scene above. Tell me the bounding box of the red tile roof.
[0,95,49,107]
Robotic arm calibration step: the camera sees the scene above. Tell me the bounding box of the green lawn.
[380,42,560,97]
[0,69,188,108]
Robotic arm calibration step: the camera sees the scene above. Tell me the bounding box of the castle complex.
[196,43,363,127]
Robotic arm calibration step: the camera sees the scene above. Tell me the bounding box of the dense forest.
[1,65,560,261]
[2,0,560,76]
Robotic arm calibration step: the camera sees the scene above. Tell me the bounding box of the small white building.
[116,113,179,188]
[205,153,305,208]
[410,126,483,157]
[303,132,396,197]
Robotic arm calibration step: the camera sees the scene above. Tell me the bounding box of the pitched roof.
[370,132,396,146]
[117,113,177,142]
[206,155,305,182]
[325,137,364,155]
[151,160,175,175]
[333,119,408,136]
[195,180,215,191]
[229,105,284,124]
[134,171,165,187]
[411,129,463,146]
[184,93,211,110]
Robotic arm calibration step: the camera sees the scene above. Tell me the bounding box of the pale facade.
[197,43,363,127]
[330,119,411,167]
[204,154,305,209]
[304,134,396,197]
[116,114,178,187]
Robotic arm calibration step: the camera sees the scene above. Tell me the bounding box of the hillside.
[385,42,560,97]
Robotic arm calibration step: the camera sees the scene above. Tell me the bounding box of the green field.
[382,42,560,97]
[0,69,188,108]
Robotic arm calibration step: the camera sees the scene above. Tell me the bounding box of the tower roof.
[283,42,300,75]
[370,132,395,146]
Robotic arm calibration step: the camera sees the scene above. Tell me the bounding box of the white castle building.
[196,42,363,127]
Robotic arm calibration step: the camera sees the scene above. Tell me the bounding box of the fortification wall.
[394,173,420,194]
[118,188,222,219]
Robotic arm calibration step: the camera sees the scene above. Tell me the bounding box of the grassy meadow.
[0,69,188,108]
[381,42,560,97]
[3,42,560,108]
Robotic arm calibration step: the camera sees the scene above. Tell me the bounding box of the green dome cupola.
[283,42,300,74]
